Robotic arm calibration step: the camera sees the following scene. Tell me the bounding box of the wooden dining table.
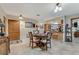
[33,33,48,39]
[33,33,48,50]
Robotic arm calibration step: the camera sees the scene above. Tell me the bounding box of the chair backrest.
[29,32,33,40]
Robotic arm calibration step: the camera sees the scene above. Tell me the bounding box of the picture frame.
[25,22,33,28]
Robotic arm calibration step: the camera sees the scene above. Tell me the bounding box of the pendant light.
[19,14,23,19]
[54,3,62,13]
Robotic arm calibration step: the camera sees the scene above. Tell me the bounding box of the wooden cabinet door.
[8,20,20,41]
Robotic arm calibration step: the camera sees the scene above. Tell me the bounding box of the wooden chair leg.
[8,37,10,53]
[32,42,33,49]
[8,43,10,53]
[29,41,31,47]
[46,43,47,51]
[50,41,51,48]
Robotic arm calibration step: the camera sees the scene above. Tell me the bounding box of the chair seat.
[41,40,46,43]
[30,40,39,43]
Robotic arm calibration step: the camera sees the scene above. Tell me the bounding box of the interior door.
[8,20,20,41]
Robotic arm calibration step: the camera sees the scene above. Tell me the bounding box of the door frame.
[8,19,20,41]
[71,17,79,42]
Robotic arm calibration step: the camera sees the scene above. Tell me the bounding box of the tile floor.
[9,39,79,55]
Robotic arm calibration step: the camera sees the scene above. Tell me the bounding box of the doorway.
[8,19,20,41]
[44,17,63,41]
[71,17,79,43]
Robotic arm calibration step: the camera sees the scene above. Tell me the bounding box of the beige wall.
[45,17,62,24]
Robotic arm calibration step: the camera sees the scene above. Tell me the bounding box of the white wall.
[0,6,6,17]
[20,20,45,42]
[20,20,35,42]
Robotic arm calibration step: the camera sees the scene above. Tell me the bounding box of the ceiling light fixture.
[54,3,62,13]
[19,14,23,19]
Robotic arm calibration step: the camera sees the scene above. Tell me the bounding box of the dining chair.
[28,32,39,48]
[40,31,51,50]
[46,31,51,48]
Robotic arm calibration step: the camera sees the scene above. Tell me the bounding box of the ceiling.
[0,3,79,21]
